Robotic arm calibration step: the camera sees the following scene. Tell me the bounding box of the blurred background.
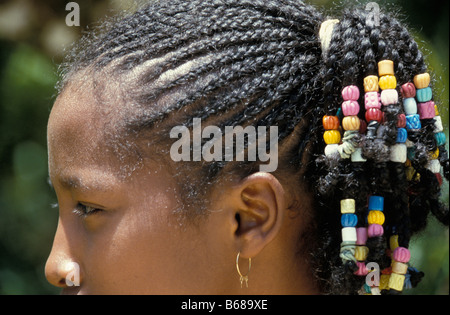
[0,0,448,295]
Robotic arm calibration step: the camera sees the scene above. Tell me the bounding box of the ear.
[232,172,286,259]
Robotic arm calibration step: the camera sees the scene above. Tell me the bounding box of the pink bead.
[368,224,384,237]
[392,247,411,263]
[380,89,398,106]
[356,227,368,245]
[342,100,360,116]
[342,85,360,101]
[364,91,381,109]
[417,101,435,119]
[354,262,368,276]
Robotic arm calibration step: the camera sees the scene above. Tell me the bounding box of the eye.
[74,203,102,217]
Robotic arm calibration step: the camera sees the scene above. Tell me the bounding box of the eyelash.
[74,203,102,218]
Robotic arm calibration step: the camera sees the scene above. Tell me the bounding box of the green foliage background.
[0,0,448,295]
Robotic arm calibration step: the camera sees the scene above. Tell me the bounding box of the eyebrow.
[49,171,120,193]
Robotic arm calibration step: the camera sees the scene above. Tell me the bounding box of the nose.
[45,220,82,288]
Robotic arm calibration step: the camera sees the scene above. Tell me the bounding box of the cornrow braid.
[59,0,448,294]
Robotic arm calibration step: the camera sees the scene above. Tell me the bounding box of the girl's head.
[45,0,448,294]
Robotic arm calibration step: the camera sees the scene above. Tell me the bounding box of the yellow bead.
[368,210,385,225]
[435,104,439,116]
[380,274,390,291]
[379,75,397,90]
[429,148,439,160]
[392,262,408,275]
[323,130,341,144]
[355,246,369,261]
[342,116,361,131]
[340,199,355,213]
[413,73,430,89]
[388,273,405,291]
[390,235,399,251]
[364,75,379,92]
[378,60,395,76]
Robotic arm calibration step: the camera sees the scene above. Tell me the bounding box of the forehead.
[47,73,140,182]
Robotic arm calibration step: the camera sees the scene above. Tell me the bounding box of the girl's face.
[45,81,237,294]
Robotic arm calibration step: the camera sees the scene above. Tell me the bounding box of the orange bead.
[342,116,361,131]
[322,115,340,130]
[323,130,341,144]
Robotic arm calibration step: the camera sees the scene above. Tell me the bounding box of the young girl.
[45,0,448,294]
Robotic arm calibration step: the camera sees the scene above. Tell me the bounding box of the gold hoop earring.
[236,252,251,288]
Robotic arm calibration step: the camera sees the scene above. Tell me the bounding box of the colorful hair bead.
[341,213,358,227]
[403,98,417,115]
[324,130,341,144]
[342,116,361,131]
[368,210,385,225]
[368,224,384,237]
[354,262,368,276]
[324,144,339,156]
[413,73,430,89]
[417,101,435,119]
[388,273,405,291]
[365,108,383,122]
[354,246,369,261]
[379,75,397,90]
[342,85,360,101]
[356,227,368,245]
[368,196,384,211]
[415,87,432,102]
[396,128,407,143]
[405,114,421,130]
[392,247,411,263]
[390,235,399,251]
[392,262,409,275]
[340,199,355,213]
[380,89,398,106]
[342,100,360,116]
[378,60,395,77]
[400,82,416,98]
[426,159,441,173]
[434,116,444,133]
[435,132,446,146]
[364,91,381,109]
[397,114,406,128]
[322,115,340,130]
[341,227,357,242]
[390,143,407,163]
[364,75,379,92]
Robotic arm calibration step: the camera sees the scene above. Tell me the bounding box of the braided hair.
[58,0,448,294]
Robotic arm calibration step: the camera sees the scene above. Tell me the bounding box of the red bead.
[400,82,416,98]
[359,119,367,134]
[397,113,406,128]
[435,173,443,186]
[365,108,384,123]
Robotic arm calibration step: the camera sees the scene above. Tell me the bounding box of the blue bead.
[406,114,421,130]
[368,196,384,211]
[396,128,407,143]
[341,214,358,227]
[435,132,446,146]
[415,87,432,103]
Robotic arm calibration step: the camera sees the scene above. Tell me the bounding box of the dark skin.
[45,76,319,294]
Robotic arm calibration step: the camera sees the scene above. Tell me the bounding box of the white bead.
[324,144,339,156]
[390,143,407,163]
[405,138,414,148]
[371,287,381,295]
[342,227,357,242]
[434,116,444,133]
[426,159,441,173]
[351,147,367,162]
[381,89,398,106]
[403,98,417,115]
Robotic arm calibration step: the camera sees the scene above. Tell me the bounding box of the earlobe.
[234,172,286,258]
